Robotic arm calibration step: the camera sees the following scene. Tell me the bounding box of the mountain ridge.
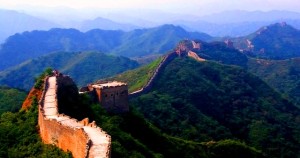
[232,22,300,59]
[0,24,211,70]
[80,17,139,32]
[198,10,300,24]
[0,51,139,90]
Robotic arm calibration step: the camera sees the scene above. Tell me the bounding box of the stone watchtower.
[86,81,129,113]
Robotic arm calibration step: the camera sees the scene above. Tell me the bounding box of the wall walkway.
[39,76,111,158]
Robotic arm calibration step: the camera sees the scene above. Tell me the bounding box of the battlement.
[91,81,127,89]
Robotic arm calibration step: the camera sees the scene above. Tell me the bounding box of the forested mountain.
[0,51,139,90]
[232,22,300,59]
[1,8,300,157]
[0,25,211,70]
[115,56,300,158]
[247,57,300,106]
[0,69,263,158]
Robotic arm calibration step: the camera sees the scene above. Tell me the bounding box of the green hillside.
[126,57,300,158]
[110,57,163,92]
[57,75,263,158]
[111,40,249,93]
[0,70,263,158]
[0,94,262,158]
[0,86,27,115]
[86,104,263,158]
[0,51,139,90]
[247,57,300,106]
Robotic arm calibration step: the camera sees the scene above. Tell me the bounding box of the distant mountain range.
[174,10,300,37]
[0,24,211,70]
[0,9,59,43]
[0,9,141,44]
[178,20,300,37]
[0,51,139,90]
[80,17,140,32]
[232,22,300,59]
[2,9,300,44]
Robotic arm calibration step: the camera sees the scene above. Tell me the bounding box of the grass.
[110,57,163,93]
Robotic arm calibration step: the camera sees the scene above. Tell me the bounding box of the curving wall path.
[129,40,204,98]
[129,51,178,98]
[39,76,111,158]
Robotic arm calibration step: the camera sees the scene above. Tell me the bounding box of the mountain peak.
[233,22,300,59]
[154,24,186,32]
[254,22,291,35]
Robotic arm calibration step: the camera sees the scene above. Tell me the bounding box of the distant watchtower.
[83,81,129,113]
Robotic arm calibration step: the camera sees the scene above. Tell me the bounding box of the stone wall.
[129,51,178,98]
[38,76,111,158]
[38,113,90,157]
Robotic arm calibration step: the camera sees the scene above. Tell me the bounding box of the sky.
[0,0,299,16]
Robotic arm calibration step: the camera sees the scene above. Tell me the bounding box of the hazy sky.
[0,0,299,16]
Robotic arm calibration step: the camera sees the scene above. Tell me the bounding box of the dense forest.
[124,57,300,158]
[0,69,264,158]
[247,57,300,106]
[0,86,27,115]
[53,74,264,158]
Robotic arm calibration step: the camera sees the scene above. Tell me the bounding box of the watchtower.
[87,81,129,113]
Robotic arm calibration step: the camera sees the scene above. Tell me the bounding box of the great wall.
[38,75,111,158]
[36,40,204,157]
[129,40,204,98]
